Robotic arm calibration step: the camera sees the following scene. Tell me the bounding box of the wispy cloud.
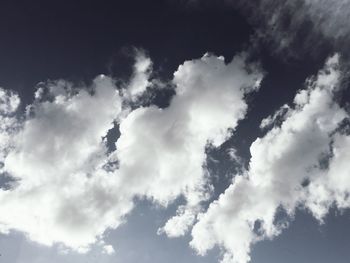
[227,0,350,58]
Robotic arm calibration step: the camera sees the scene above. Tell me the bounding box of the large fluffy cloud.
[0,52,262,252]
[0,76,129,252]
[190,54,350,263]
[114,53,262,238]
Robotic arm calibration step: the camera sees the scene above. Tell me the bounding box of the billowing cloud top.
[190,54,350,263]
[1,1,350,262]
[0,51,262,254]
[1,45,349,263]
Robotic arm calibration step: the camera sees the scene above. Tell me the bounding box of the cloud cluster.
[0,51,262,252]
[3,44,347,263]
[190,55,350,263]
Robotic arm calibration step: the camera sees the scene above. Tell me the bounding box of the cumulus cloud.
[0,75,133,252]
[0,52,263,252]
[190,54,350,263]
[114,53,262,237]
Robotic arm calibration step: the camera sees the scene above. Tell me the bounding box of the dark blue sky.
[0,1,349,263]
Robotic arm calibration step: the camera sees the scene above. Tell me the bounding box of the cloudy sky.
[1,1,350,263]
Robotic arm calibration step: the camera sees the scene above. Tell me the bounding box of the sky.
[0,1,350,263]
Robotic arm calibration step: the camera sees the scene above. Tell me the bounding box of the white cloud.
[114,53,262,237]
[306,124,350,219]
[124,49,153,100]
[2,49,348,263]
[0,88,20,115]
[159,205,197,237]
[102,244,115,255]
[0,88,21,175]
[190,54,349,263]
[0,52,263,252]
[2,44,348,263]
[0,75,130,251]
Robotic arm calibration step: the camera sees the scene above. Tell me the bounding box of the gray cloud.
[227,0,350,58]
